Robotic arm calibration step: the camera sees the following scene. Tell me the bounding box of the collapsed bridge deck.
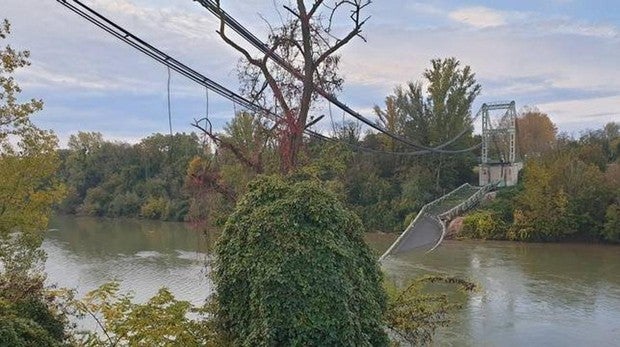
[379,183,496,261]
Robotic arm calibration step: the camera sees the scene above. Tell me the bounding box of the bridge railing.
[427,182,497,252]
[438,182,496,222]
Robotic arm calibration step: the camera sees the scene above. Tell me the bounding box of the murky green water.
[44,215,213,305]
[44,215,620,346]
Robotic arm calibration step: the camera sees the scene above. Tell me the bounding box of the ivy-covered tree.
[213,176,388,346]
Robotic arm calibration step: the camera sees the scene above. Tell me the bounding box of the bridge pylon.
[479,101,523,187]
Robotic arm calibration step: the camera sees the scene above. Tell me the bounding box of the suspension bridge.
[380,101,521,260]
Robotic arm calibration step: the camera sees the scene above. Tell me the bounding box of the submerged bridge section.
[379,183,496,261]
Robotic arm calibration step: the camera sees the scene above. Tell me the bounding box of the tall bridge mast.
[479,101,522,187]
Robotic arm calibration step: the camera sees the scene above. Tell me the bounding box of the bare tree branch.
[316,0,371,67]
[258,13,275,34]
[272,0,287,27]
[213,1,260,66]
[308,0,326,18]
[282,5,301,19]
[211,0,371,172]
[213,1,293,120]
[191,120,264,173]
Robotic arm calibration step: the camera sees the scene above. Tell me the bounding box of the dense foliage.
[72,282,217,346]
[0,274,71,346]
[213,176,389,346]
[57,132,202,221]
[56,58,482,234]
[462,121,620,243]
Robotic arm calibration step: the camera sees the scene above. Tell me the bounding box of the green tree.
[213,176,388,346]
[60,131,106,214]
[510,148,610,241]
[374,58,481,192]
[0,18,69,345]
[0,19,64,273]
[510,158,571,241]
[373,96,404,151]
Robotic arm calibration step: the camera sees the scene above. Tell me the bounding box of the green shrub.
[0,275,70,346]
[461,210,506,239]
[107,192,141,217]
[140,196,169,220]
[384,276,476,346]
[213,176,388,346]
[166,199,189,222]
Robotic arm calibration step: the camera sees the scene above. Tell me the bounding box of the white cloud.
[448,7,507,28]
[16,64,156,93]
[90,0,221,41]
[5,0,243,95]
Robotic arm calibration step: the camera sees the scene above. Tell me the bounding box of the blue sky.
[3,0,619,145]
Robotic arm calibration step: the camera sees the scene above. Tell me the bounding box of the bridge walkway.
[379,183,496,261]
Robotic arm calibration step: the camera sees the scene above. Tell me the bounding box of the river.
[43,215,620,346]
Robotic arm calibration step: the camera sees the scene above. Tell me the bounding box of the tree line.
[56,131,202,221]
[55,82,620,247]
[57,57,482,235]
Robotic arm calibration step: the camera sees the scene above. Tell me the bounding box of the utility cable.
[195,0,480,154]
[167,66,173,137]
[56,0,477,157]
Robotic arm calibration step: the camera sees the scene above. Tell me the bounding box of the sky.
[3,0,619,146]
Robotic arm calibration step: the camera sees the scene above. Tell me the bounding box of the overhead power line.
[55,0,476,156]
[55,0,261,111]
[195,0,480,154]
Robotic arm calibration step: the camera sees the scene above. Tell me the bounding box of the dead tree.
[212,0,371,173]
